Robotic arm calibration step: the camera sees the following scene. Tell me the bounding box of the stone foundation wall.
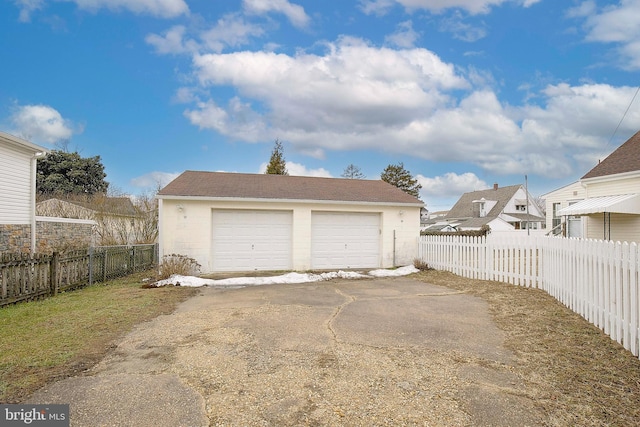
[0,224,31,253]
[0,219,96,254]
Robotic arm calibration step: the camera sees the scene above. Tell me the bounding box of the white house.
[428,183,544,233]
[0,131,48,253]
[555,130,640,242]
[157,171,423,273]
[541,181,587,238]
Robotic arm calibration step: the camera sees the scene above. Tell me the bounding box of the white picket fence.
[418,234,640,358]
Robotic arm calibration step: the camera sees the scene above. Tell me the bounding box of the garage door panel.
[212,210,292,272]
[311,212,380,270]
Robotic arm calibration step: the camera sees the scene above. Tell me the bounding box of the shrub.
[413,258,432,271]
[157,254,201,280]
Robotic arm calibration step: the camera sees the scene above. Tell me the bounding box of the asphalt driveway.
[29,276,544,426]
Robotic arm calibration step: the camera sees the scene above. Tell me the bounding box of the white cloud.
[418,172,488,197]
[14,0,44,22]
[439,11,487,42]
[257,161,333,177]
[200,13,266,52]
[365,0,508,15]
[359,0,396,16]
[575,0,640,69]
[15,0,189,19]
[242,0,310,28]
[66,0,188,18]
[146,14,265,55]
[10,104,77,145]
[130,171,180,189]
[181,33,640,181]
[361,0,540,15]
[146,25,196,55]
[385,20,420,48]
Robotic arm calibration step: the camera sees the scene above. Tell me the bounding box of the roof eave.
[156,194,424,207]
[581,169,640,184]
[0,131,49,155]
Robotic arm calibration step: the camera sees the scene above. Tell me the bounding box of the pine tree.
[37,150,109,196]
[341,164,366,179]
[265,139,288,175]
[380,162,421,199]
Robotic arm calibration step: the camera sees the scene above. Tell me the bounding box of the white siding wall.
[584,174,640,198]
[543,181,586,231]
[586,213,640,243]
[0,142,33,224]
[583,174,640,242]
[159,198,420,273]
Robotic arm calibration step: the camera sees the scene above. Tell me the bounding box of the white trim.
[36,216,97,225]
[582,170,640,185]
[0,131,49,154]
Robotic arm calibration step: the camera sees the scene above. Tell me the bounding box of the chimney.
[493,183,498,190]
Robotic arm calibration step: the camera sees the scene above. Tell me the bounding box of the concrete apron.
[28,277,543,426]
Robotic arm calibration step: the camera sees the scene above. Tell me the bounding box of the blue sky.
[2,0,640,210]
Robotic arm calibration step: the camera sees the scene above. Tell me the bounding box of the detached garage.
[157,171,423,273]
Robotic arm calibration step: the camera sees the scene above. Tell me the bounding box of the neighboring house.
[555,130,640,242]
[430,183,544,233]
[36,196,141,245]
[541,181,587,238]
[157,171,423,273]
[0,131,47,253]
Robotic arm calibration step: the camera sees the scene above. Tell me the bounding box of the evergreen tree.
[37,150,109,196]
[341,164,366,179]
[265,139,288,175]
[380,162,422,199]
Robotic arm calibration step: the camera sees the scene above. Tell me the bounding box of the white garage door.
[211,210,292,272]
[311,212,380,270]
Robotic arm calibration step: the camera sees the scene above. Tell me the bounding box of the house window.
[515,204,526,212]
[552,202,561,229]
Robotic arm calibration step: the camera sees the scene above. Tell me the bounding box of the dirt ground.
[28,271,640,426]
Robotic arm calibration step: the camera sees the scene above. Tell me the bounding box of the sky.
[1,0,640,211]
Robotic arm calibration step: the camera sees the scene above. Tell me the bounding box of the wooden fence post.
[102,249,108,283]
[50,252,59,297]
[130,246,136,274]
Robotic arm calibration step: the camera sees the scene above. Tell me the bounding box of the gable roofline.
[581,130,640,180]
[445,184,522,220]
[157,171,424,206]
[0,130,49,155]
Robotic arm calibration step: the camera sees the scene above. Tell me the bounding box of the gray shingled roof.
[157,171,423,205]
[445,185,521,219]
[582,130,640,179]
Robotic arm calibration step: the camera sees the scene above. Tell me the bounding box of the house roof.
[445,185,522,219]
[0,130,48,154]
[582,130,640,180]
[157,171,423,205]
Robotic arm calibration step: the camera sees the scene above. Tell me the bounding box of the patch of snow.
[150,265,418,288]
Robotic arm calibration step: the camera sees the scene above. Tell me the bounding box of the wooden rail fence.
[418,234,640,358]
[0,244,158,307]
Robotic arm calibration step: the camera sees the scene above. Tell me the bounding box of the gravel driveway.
[30,276,545,426]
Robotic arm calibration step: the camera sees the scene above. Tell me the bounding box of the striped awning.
[557,194,640,216]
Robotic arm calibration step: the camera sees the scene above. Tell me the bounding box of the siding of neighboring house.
[586,213,640,243]
[0,141,34,224]
[550,131,640,243]
[543,181,586,234]
[581,173,640,242]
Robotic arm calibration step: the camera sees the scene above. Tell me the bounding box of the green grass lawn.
[0,270,198,403]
